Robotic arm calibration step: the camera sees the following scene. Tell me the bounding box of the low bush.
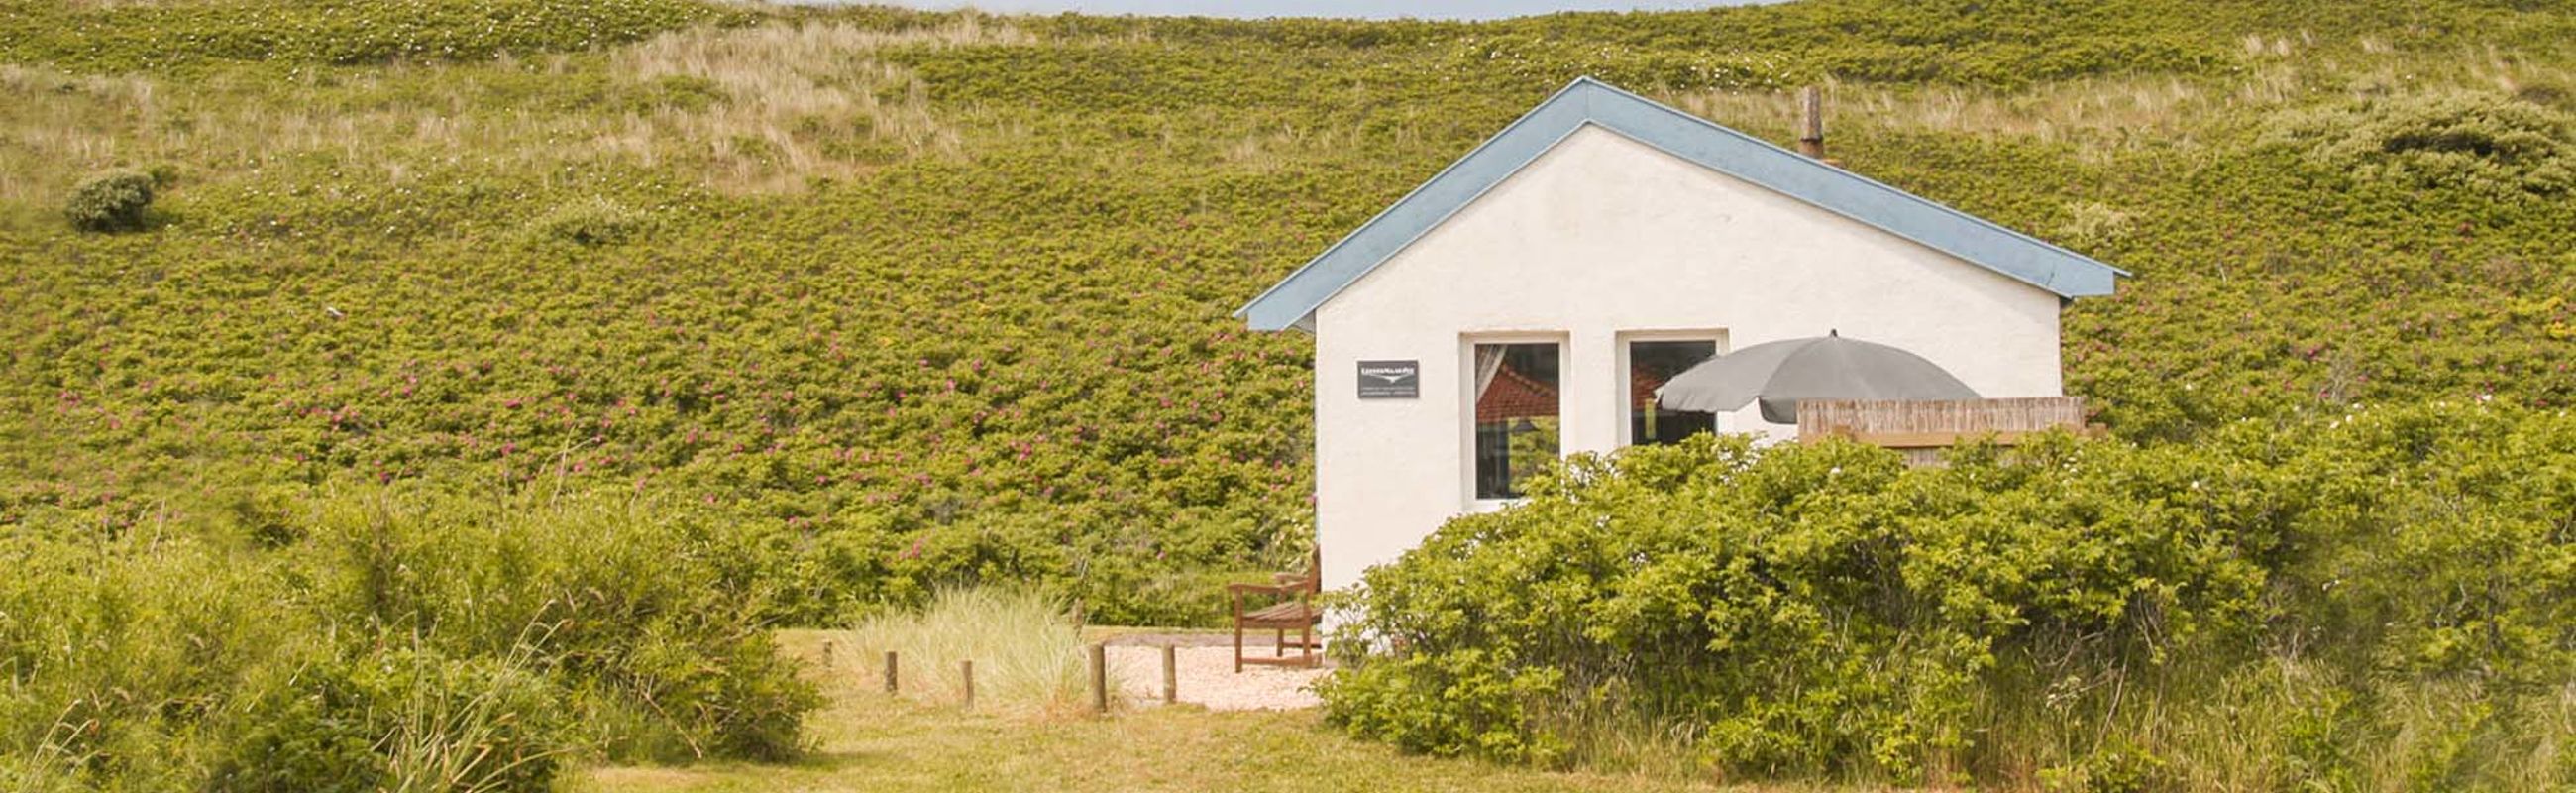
[209,649,568,793]
[293,491,822,763]
[62,169,154,231]
[0,489,821,791]
[2263,91,2576,197]
[1322,404,2576,788]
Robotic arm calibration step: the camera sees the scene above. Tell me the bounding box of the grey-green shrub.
[2263,91,2576,196]
[63,169,155,231]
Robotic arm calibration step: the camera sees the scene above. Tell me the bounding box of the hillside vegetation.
[2,0,2574,788]
[5,0,2575,618]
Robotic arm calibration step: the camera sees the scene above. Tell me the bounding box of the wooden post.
[1796,85,1827,160]
[884,650,899,694]
[960,659,975,710]
[1160,644,1178,703]
[1089,643,1109,714]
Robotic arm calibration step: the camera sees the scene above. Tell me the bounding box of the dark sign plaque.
[1356,360,1419,398]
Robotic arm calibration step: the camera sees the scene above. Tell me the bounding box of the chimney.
[1795,85,1828,160]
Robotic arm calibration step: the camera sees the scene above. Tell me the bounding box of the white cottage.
[1238,78,2123,591]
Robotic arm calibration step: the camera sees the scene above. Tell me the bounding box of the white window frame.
[1460,332,1568,511]
[1615,329,1730,447]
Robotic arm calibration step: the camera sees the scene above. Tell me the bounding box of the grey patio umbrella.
[1654,331,1979,423]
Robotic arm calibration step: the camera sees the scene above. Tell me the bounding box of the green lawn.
[569,630,1802,793]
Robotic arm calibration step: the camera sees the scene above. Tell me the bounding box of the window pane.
[1629,340,1718,446]
[1472,342,1559,500]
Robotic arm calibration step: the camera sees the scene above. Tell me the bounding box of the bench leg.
[1274,628,1285,657]
[1233,622,1243,674]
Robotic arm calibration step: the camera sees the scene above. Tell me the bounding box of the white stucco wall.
[1310,124,2065,591]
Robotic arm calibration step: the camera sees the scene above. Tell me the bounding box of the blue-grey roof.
[1236,76,2125,332]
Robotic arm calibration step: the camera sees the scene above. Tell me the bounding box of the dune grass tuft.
[849,588,1098,715]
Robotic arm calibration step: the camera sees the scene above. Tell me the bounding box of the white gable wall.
[1310,125,2064,591]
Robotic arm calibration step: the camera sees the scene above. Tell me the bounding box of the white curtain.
[1472,345,1507,401]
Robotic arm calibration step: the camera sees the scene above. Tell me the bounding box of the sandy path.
[1103,636,1328,711]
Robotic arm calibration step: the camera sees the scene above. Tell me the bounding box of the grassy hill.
[4,0,2574,788]
[6,0,2572,623]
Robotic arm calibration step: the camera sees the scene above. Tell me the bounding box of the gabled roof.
[1236,77,2125,332]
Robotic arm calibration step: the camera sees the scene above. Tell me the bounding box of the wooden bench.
[1229,549,1322,672]
[1798,397,2103,467]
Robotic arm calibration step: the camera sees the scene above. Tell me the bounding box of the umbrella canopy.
[1655,331,1979,423]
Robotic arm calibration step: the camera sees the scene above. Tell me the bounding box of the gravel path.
[1103,634,1328,711]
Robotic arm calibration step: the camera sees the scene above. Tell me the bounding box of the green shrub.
[210,662,386,793]
[0,489,822,790]
[2040,739,2180,793]
[209,649,567,793]
[63,169,155,232]
[0,526,313,789]
[1323,405,2576,786]
[295,490,822,763]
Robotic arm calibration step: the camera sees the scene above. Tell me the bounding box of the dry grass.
[1214,119,1377,172]
[1668,75,2249,162]
[9,14,2562,213]
[0,65,159,207]
[841,587,1098,716]
[1664,39,2566,167]
[0,17,1034,207]
[2355,680,2576,792]
[605,18,1028,191]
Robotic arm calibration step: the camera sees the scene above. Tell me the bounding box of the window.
[1471,342,1560,500]
[1627,338,1719,446]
